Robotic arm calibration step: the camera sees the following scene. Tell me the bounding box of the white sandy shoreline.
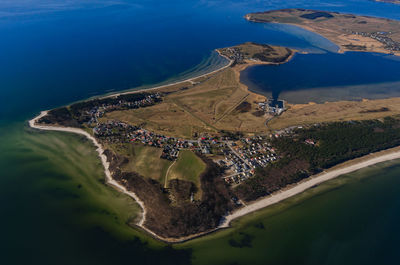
[29,111,400,243]
[28,111,220,243]
[29,112,155,234]
[100,51,233,99]
[220,149,400,227]
[26,53,238,243]
[27,53,235,242]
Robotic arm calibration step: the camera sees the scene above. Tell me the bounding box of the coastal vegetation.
[236,117,400,201]
[39,92,161,128]
[111,155,236,238]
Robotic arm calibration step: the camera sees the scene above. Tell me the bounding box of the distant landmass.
[245,8,400,56]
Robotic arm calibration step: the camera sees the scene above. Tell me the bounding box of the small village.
[219,136,277,185]
[86,93,162,125]
[350,30,400,52]
[219,47,245,64]
[93,116,287,185]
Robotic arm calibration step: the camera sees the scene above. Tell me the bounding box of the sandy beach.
[30,112,146,227]
[220,147,400,227]
[29,110,400,243]
[100,51,233,100]
[29,112,222,243]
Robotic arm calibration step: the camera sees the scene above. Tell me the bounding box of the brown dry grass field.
[103,64,400,137]
[269,98,400,130]
[104,64,269,138]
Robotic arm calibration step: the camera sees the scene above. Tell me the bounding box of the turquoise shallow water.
[2,1,400,264]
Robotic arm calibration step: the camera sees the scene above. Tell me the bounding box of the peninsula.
[30,14,400,243]
[245,8,400,55]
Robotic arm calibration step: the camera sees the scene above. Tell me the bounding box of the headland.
[29,12,400,243]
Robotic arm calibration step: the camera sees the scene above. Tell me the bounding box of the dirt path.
[164,153,178,188]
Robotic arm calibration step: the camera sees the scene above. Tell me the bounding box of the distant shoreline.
[245,9,400,57]
[375,0,400,5]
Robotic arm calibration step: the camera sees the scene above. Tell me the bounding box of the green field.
[167,150,206,189]
[120,144,173,183]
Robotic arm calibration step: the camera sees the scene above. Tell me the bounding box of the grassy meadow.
[166,150,206,197]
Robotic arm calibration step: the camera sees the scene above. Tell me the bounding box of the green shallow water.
[3,120,400,264]
[184,160,400,265]
[0,122,193,265]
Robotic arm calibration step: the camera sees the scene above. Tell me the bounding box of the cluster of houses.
[161,145,180,160]
[198,137,219,154]
[93,118,296,186]
[93,120,139,143]
[127,128,197,160]
[86,93,161,125]
[219,47,245,63]
[239,137,277,166]
[350,30,400,52]
[94,121,198,160]
[220,136,278,185]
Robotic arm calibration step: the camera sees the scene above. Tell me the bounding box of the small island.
[30,16,400,243]
[245,8,400,56]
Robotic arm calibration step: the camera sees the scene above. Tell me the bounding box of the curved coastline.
[29,110,400,243]
[27,53,235,243]
[28,112,226,243]
[28,49,400,243]
[101,51,233,99]
[28,111,167,240]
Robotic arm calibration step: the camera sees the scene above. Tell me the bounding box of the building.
[268,98,285,115]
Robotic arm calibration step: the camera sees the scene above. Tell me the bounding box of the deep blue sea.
[241,52,400,103]
[1,1,400,264]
